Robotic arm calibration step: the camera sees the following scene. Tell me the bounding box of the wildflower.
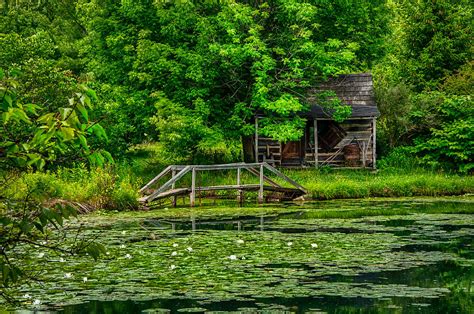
[228,255,238,260]
[125,254,132,259]
[236,239,244,244]
[311,243,318,248]
[241,256,246,260]
[64,273,73,279]
[186,247,193,252]
[169,264,176,270]
[37,252,45,258]
[121,231,127,235]
[287,242,293,247]
[120,244,126,249]
[59,257,65,263]
[83,277,88,283]
[23,294,32,299]
[172,243,179,247]
[33,299,41,306]
[106,252,110,255]
[171,251,178,256]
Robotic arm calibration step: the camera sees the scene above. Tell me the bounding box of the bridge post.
[237,167,243,205]
[171,169,177,207]
[258,164,264,204]
[190,167,196,207]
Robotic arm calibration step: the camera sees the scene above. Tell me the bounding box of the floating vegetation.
[1,197,473,312]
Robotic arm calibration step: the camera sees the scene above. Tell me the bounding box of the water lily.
[171,251,178,256]
[125,254,132,259]
[228,255,238,260]
[287,242,293,246]
[23,293,31,299]
[64,273,73,279]
[186,247,193,252]
[236,239,245,244]
[169,264,176,270]
[37,252,45,258]
[311,243,318,248]
[33,299,41,306]
[83,277,88,283]
[172,243,179,247]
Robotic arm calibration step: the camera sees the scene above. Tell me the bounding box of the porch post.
[372,117,377,169]
[313,119,318,168]
[255,117,259,162]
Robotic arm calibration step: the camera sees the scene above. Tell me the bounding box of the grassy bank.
[3,144,473,211]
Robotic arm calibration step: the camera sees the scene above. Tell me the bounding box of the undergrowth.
[4,143,473,211]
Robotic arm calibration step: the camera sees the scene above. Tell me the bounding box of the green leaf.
[76,102,89,121]
[61,127,75,141]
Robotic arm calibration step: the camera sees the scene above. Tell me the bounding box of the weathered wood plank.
[263,163,307,193]
[144,166,191,203]
[139,166,172,193]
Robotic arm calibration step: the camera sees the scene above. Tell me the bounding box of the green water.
[2,197,474,313]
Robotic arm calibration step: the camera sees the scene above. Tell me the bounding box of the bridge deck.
[138,163,307,206]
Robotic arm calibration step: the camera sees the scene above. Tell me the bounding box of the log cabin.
[248,73,379,168]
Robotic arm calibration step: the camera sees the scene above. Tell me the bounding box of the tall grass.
[4,143,473,211]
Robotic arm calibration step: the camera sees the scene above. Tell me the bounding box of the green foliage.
[387,0,473,91]
[0,72,111,169]
[412,94,473,173]
[5,166,140,211]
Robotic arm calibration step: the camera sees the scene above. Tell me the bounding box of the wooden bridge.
[139,162,307,206]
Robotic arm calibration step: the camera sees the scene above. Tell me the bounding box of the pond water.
[2,197,474,313]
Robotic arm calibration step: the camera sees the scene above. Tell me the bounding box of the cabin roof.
[305,73,380,118]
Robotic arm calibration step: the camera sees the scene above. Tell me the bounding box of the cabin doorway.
[281,141,303,166]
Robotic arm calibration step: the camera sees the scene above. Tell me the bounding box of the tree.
[78,0,389,162]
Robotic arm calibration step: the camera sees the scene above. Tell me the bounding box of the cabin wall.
[253,117,376,168]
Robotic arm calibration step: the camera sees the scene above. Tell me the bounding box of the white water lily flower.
[120,244,126,249]
[171,251,178,256]
[287,242,293,246]
[23,293,32,299]
[33,299,41,306]
[172,243,179,247]
[125,254,132,259]
[83,277,88,283]
[64,273,73,279]
[186,247,193,252]
[37,252,45,258]
[228,255,238,260]
[236,239,244,244]
[311,243,318,248]
[169,264,176,270]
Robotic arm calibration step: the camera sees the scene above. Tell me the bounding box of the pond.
[2,197,473,313]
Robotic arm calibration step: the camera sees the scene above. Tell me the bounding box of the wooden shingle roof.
[306,73,380,118]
